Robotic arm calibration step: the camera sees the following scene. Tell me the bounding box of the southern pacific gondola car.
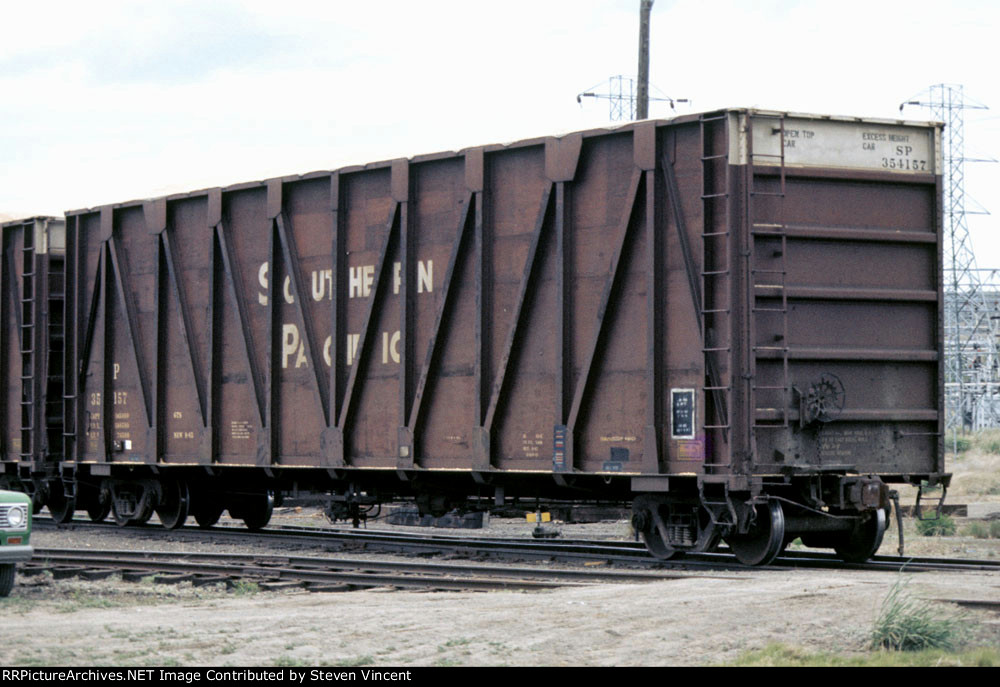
[1,110,948,564]
[1,217,68,513]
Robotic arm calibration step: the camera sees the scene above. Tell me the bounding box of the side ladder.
[699,112,732,465]
[18,227,38,479]
[746,113,790,430]
[47,249,71,504]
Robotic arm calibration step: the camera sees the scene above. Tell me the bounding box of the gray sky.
[2,0,998,264]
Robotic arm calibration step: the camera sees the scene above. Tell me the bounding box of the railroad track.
[34,515,1000,574]
[35,515,659,563]
[24,547,707,593]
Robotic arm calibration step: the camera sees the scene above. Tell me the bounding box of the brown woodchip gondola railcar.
[2,109,948,564]
[1,218,67,514]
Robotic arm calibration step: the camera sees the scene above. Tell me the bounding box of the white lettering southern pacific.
[258,261,433,305]
[260,259,434,370]
[281,326,404,369]
[350,260,433,298]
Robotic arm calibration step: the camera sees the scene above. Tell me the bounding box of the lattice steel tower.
[576,0,687,121]
[902,84,1000,433]
[577,75,638,121]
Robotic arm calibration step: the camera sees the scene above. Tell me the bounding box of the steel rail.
[35,517,654,560]
[28,547,705,592]
[33,516,1000,574]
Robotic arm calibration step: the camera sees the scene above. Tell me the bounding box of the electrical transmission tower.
[577,76,688,121]
[578,75,640,121]
[902,84,1000,435]
[576,0,687,121]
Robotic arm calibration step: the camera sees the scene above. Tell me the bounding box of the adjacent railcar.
[0,218,67,512]
[9,109,947,564]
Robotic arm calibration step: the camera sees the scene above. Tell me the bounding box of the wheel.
[639,519,679,560]
[47,487,76,524]
[78,484,111,522]
[155,481,190,530]
[189,486,224,528]
[87,496,111,523]
[192,502,225,529]
[30,492,44,516]
[0,564,15,597]
[725,501,786,566]
[632,496,679,560]
[240,490,275,531]
[834,508,887,563]
[133,498,154,525]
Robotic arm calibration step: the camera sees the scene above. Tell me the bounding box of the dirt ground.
[3,442,1000,667]
[2,522,1000,667]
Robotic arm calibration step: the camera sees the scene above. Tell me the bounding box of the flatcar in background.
[0,109,948,565]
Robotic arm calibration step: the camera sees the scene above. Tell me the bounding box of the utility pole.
[637,0,653,120]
